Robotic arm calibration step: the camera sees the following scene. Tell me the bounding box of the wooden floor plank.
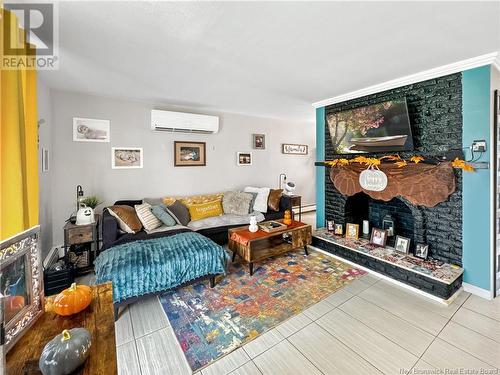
[253,340,322,375]
[340,296,434,356]
[276,313,312,338]
[130,296,170,338]
[358,282,448,335]
[243,329,284,359]
[117,341,141,375]
[438,321,500,368]
[422,338,496,371]
[136,328,191,375]
[115,307,135,346]
[463,294,500,322]
[452,307,500,343]
[288,322,382,374]
[317,309,418,374]
[201,348,250,375]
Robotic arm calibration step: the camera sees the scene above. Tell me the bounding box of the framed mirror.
[0,226,44,353]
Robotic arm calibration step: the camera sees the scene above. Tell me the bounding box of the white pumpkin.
[359,168,388,192]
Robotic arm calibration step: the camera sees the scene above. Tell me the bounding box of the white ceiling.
[39,1,500,122]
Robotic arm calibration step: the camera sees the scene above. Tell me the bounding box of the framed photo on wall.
[282,143,308,155]
[252,134,266,149]
[174,141,206,167]
[112,147,143,169]
[237,152,252,166]
[73,117,110,142]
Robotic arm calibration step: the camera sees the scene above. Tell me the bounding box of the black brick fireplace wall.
[324,73,463,266]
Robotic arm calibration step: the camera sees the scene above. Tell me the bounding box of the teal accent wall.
[462,65,491,291]
[316,107,325,228]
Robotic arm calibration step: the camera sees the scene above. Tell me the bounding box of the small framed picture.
[112,147,143,169]
[415,244,429,260]
[334,224,343,235]
[253,134,265,150]
[282,143,308,155]
[237,152,252,166]
[370,228,388,247]
[395,235,410,254]
[326,220,335,231]
[345,223,359,240]
[174,141,206,167]
[73,117,110,142]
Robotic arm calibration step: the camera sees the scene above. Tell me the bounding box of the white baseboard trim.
[463,282,493,300]
[309,245,463,305]
[293,204,316,214]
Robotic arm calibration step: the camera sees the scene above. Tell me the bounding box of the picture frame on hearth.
[334,224,343,235]
[345,223,359,240]
[370,228,388,247]
[394,235,410,254]
[326,220,335,231]
[415,244,429,260]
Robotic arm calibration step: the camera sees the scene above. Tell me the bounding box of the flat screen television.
[326,98,414,155]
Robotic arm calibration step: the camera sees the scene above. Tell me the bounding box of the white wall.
[38,78,53,258]
[49,90,316,245]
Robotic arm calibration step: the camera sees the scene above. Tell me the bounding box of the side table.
[64,214,100,275]
[288,195,302,222]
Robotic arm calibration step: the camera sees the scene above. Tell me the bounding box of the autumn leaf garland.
[325,155,474,171]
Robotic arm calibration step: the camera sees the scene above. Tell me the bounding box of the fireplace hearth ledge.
[312,228,463,300]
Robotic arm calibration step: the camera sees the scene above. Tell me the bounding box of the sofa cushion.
[188,212,265,231]
[243,187,270,213]
[166,200,191,226]
[268,189,283,211]
[163,193,224,206]
[247,192,258,213]
[186,200,223,221]
[222,191,253,215]
[135,202,163,231]
[107,205,143,233]
[151,205,177,227]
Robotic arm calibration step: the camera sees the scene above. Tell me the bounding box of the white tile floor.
[82,212,500,374]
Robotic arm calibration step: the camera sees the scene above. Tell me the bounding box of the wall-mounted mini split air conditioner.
[151,109,219,134]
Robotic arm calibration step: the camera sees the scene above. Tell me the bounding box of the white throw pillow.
[135,202,163,231]
[243,187,270,213]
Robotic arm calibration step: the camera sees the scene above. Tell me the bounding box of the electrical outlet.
[472,140,487,153]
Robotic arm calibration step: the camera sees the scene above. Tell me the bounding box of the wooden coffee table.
[228,220,312,275]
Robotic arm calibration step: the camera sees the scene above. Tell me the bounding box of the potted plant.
[80,195,102,209]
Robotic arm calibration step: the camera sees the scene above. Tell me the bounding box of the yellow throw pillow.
[186,200,223,221]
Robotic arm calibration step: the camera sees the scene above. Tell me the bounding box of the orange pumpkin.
[283,210,292,225]
[53,283,92,316]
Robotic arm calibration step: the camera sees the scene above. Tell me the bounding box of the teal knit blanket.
[94,232,228,303]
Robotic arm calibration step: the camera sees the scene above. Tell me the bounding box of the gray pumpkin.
[39,328,92,375]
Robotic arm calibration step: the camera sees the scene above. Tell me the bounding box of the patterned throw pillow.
[150,205,177,227]
[163,193,224,206]
[222,191,254,216]
[268,189,283,211]
[186,200,223,221]
[107,205,143,233]
[243,187,271,213]
[135,203,163,231]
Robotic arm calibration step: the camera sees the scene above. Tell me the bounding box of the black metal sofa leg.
[209,276,216,288]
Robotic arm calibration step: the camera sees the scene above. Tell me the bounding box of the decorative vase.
[283,210,292,225]
[249,216,258,233]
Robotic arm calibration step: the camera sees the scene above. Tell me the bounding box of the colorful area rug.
[159,248,365,372]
